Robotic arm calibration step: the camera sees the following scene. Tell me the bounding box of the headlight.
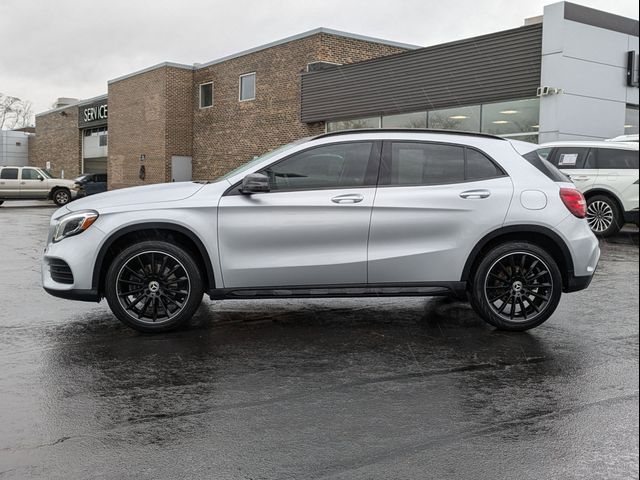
[53,210,99,243]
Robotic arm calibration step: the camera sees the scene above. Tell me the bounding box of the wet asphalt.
[0,201,638,480]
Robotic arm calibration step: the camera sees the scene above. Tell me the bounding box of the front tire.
[105,240,204,332]
[469,242,562,331]
[52,188,71,206]
[586,195,622,237]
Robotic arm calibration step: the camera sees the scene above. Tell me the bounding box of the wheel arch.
[92,222,216,297]
[461,225,575,290]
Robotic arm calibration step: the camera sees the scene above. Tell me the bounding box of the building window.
[428,105,481,132]
[326,117,380,132]
[199,82,213,108]
[99,134,108,147]
[382,111,427,128]
[625,105,639,135]
[239,73,256,101]
[480,98,540,139]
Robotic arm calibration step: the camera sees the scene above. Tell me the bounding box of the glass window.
[0,168,18,180]
[382,111,426,128]
[239,73,256,101]
[534,147,552,160]
[428,105,481,132]
[99,134,108,147]
[481,98,540,136]
[624,106,638,135]
[466,149,503,180]
[596,148,639,169]
[96,174,108,182]
[200,82,213,108]
[326,117,380,132]
[262,142,375,191]
[21,168,41,180]
[552,147,594,169]
[522,151,570,182]
[384,142,465,186]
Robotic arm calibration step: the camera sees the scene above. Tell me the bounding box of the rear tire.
[469,242,562,331]
[52,188,71,206]
[586,195,622,237]
[0,200,4,206]
[104,240,204,333]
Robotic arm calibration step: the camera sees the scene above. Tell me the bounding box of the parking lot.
[0,201,638,479]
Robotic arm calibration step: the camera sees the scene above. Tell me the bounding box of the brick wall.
[33,106,81,179]
[165,68,194,180]
[192,33,408,180]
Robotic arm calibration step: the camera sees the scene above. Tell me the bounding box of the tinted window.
[385,143,464,185]
[0,168,18,180]
[596,148,639,169]
[522,151,570,182]
[95,174,107,182]
[21,168,40,180]
[552,147,594,169]
[262,142,375,191]
[466,149,502,181]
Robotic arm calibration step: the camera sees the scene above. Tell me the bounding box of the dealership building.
[32,1,638,190]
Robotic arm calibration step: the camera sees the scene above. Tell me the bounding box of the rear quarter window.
[595,148,639,169]
[522,151,570,182]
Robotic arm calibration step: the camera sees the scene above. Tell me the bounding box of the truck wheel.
[469,242,562,331]
[52,188,71,206]
[104,240,204,332]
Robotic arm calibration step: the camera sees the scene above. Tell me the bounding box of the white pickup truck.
[0,166,79,206]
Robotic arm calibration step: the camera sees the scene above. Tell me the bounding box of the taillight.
[559,188,586,218]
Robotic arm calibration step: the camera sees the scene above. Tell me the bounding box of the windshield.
[215,138,310,181]
[40,169,53,179]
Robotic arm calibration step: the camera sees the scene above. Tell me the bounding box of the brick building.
[32,29,412,188]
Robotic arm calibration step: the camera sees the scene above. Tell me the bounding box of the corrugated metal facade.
[300,24,543,123]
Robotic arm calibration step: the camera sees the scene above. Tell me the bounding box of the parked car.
[42,129,599,333]
[534,141,639,236]
[74,173,108,197]
[0,166,79,206]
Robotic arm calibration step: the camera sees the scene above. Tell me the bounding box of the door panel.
[0,168,20,198]
[218,188,375,287]
[552,147,597,192]
[593,148,639,211]
[19,168,48,198]
[368,177,513,283]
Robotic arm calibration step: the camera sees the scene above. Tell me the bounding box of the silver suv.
[0,166,79,206]
[42,130,600,333]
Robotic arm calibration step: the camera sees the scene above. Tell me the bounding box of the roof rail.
[314,128,507,141]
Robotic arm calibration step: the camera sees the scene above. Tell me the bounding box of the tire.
[104,240,204,333]
[586,195,622,237]
[469,242,563,331]
[0,200,4,206]
[52,188,71,206]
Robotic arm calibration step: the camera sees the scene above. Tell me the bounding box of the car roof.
[539,140,639,151]
[314,128,507,142]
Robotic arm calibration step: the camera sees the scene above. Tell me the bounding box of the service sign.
[78,99,108,128]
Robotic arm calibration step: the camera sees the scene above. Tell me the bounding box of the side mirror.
[38,176,44,181]
[241,173,270,193]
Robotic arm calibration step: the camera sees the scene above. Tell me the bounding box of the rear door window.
[0,168,18,180]
[551,147,594,169]
[595,148,639,169]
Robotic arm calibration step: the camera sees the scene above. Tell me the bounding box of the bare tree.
[0,93,35,130]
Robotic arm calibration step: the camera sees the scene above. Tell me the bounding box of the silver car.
[42,130,600,333]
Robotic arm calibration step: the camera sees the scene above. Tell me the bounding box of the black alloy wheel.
[105,240,204,332]
[469,242,562,331]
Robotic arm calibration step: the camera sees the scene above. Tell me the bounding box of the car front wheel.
[52,188,71,206]
[104,240,204,332]
[469,242,563,331]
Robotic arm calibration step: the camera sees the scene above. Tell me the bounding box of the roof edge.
[107,62,194,85]
[35,93,108,118]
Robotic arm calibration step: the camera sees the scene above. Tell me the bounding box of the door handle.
[460,189,491,199]
[569,175,589,181]
[331,193,364,204]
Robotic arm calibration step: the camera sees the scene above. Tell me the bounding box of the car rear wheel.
[586,195,622,237]
[52,188,71,206]
[105,240,204,332]
[469,242,562,331]
[0,200,4,206]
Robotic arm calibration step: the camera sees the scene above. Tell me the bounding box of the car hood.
[66,181,207,211]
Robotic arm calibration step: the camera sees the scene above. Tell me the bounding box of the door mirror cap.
[241,173,270,193]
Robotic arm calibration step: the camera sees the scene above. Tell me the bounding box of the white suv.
[534,142,639,236]
[0,166,79,206]
[42,130,600,333]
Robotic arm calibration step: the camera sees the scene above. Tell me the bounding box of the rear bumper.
[565,271,595,293]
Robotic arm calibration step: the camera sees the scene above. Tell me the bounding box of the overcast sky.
[1,0,638,115]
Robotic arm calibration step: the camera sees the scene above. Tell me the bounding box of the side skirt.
[208,282,468,301]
